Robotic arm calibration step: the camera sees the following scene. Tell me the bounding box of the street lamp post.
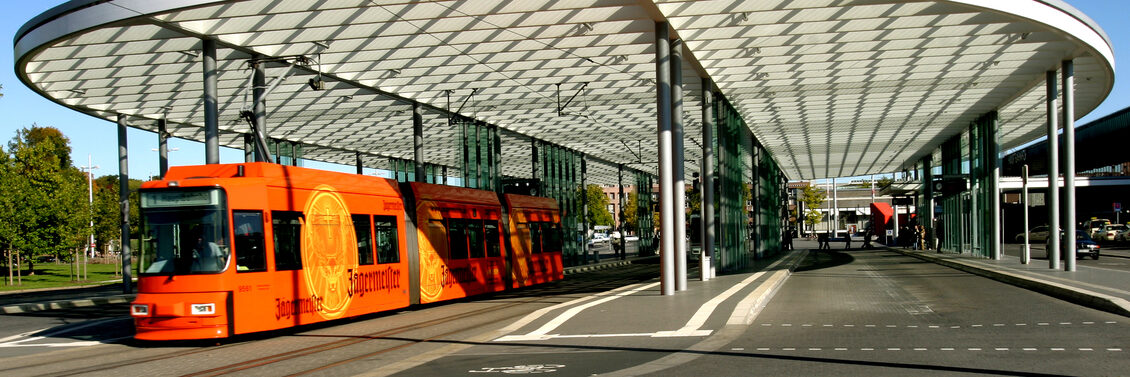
[80,155,99,282]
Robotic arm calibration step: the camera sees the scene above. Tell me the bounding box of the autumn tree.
[800,184,827,232]
[578,184,615,229]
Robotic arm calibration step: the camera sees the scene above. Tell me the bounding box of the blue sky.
[2,1,1126,181]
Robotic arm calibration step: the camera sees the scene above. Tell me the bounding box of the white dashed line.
[1023,348,1037,351]
[1080,348,1093,351]
[1038,323,1049,326]
[1051,348,1065,351]
[1083,321,1095,325]
[757,348,770,351]
[995,348,1009,351]
[1106,321,1118,324]
[1108,348,1122,351]
[808,348,821,351]
[929,325,940,329]
[971,325,982,327]
[968,348,982,351]
[861,348,874,351]
[834,348,847,351]
[782,347,795,351]
[941,348,954,351]
[731,348,745,351]
[1060,322,1072,325]
[887,348,901,351]
[914,348,928,351]
[1016,323,1027,326]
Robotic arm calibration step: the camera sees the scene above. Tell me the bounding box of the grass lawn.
[0,262,137,292]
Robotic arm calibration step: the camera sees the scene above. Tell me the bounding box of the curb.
[1,294,136,314]
[563,259,636,275]
[890,248,1130,318]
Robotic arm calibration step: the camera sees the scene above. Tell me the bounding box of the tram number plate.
[469,364,565,374]
[238,285,252,293]
[191,303,216,315]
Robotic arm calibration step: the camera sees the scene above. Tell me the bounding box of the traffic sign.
[1116,202,1122,211]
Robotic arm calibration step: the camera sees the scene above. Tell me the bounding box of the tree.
[800,184,827,233]
[92,175,142,255]
[579,184,615,228]
[2,126,87,275]
[622,190,639,234]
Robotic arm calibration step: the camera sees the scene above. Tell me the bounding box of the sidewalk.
[891,246,1130,317]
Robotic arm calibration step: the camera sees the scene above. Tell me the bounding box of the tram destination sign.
[141,189,221,208]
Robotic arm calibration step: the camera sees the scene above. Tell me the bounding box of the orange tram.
[130,163,564,340]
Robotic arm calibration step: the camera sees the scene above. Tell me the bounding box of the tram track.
[17,264,654,377]
[187,267,655,377]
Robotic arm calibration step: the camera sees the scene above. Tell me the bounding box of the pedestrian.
[844,232,852,250]
[782,228,794,251]
[817,232,830,250]
[862,227,873,249]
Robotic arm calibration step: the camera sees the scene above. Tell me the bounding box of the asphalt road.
[4,248,1130,376]
[659,249,1130,376]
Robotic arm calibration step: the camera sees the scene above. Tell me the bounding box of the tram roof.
[14,0,1115,182]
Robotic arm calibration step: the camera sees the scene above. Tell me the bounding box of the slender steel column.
[243,134,254,162]
[832,177,839,237]
[531,139,539,196]
[701,82,715,280]
[253,59,269,162]
[117,114,132,294]
[203,39,219,164]
[655,22,675,296]
[355,152,363,175]
[1062,60,1077,270]
[618,164,626,260]
[1046,70,1061,268]
[157,118,169,178]
[1022,164,1030,264]
[990,113,1002,260]
[923,156,934,250]
[582,158,592,263]
[671,39,687,291]
[413,102,425,181]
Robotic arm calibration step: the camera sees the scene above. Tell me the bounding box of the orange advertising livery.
[130,163,563,340]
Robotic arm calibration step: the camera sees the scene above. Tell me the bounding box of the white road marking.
[731,347,744,351]
[495,282,659,341]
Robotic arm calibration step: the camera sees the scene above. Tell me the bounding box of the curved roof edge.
[13,0,223,63]
[949,0,1114,72]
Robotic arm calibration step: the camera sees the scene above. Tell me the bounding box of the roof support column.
[618,164,627,260]
[243,134,254,163]
[1062,60,1076,270]
[988,113,1002,260]
[202,39,219,164]
[355,152,363,175]
[922,155,934,250]
[252,58,269,163]
[117,114,132,294]
[1046,70,1061,269]
[413,102,425,181]
[671,39,687,291]
[157,118,169,178]
[700,82,715,281]
[655,22,675,296]
[582,158,593,263]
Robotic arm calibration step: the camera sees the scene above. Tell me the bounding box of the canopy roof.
[15,0,1114,182]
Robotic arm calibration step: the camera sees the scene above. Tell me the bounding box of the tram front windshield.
[139,189,230,275]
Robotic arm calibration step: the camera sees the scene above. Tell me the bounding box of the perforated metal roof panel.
[15,0,1114,181]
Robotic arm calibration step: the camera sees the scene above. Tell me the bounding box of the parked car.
[1096,224,1127,243]
[589,233,609,245]
[1047,230,1100,260]
[1083,219,1111,239]
[1015,225,1051,243]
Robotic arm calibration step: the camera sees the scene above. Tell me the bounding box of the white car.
[589,233,609,245]
[1095,224,1126,242]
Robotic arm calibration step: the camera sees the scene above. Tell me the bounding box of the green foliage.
[622,190,639,233]
[92,175,142,252]
[579,184,615,227]
[800,184,827,228]
[877,177,894,190]
[1,126,87,274]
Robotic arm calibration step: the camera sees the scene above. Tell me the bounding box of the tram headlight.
[131,304,151,317]
[190,303,216,315]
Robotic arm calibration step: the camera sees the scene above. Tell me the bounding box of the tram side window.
[233,211,266,272]
[353,214,374,266]
[374,215,399,264]
[485,222,501,258]
[530,222,543,254]
[545,223,563,253]
[449,219,468,260]
[468,220,485,259]
[272,211,303,270]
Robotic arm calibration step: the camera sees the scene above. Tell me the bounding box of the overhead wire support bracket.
[556,82,588,116]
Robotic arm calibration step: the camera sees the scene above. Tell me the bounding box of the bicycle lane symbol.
[469,364,566,374]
